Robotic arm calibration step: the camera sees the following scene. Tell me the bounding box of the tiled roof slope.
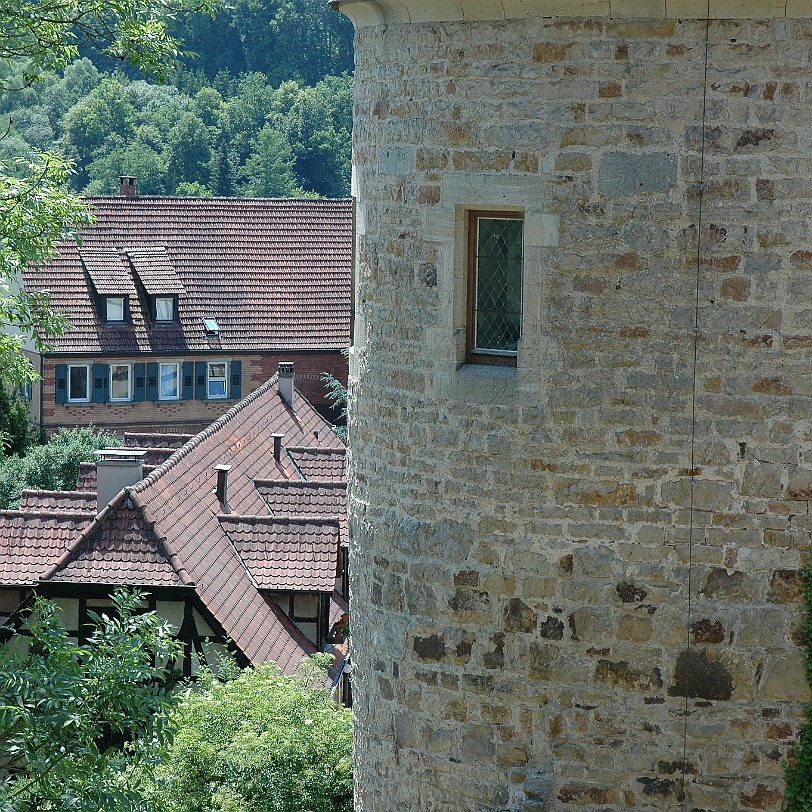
[127,379,343,665]
[0,377,346,673]
[287,447,347,481]
[19,490,96,513]
[219,516,340,591]
[255,479,347,540]
[23,197,352,354]
[47,504,186,587]
[0,511,94,585]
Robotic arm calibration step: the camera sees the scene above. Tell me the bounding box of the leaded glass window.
[468,212,523,364]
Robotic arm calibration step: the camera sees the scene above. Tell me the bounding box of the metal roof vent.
[204,317,219,336]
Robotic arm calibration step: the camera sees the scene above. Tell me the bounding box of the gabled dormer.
[125,247,185,325]
[79,248,131,325]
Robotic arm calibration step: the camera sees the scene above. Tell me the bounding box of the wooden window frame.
[466,209,524,367]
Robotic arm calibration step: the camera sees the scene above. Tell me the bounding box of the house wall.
[41,351,347,436]
[347,11,812,812]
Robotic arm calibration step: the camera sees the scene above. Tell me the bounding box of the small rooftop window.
[204,317,220,336]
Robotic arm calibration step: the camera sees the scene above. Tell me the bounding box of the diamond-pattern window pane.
[474,217,523,353]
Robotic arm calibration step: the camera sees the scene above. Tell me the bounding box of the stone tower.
[336,1,812,808]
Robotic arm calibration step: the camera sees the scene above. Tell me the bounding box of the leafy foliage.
[0,588,183,812]
[0,0,220,89]
[151,660,353,812]
[0,382,36,455]
[0,425,121,508]
[784,562,812,810]
[0,0,218,384]
[322,369,347,443]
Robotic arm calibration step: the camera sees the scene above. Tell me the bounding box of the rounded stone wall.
[346,11,812,810]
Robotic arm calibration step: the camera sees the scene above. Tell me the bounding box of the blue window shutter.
[92,363,109,403]
[55,364,67,404]
[195,361,207,399]
[133,363,145,402]
[147,362,159,401]
[182,361,194,400]
[230,360,242,400]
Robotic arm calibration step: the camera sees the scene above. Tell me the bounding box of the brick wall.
[348,14,812,812]
[42,351,347,436]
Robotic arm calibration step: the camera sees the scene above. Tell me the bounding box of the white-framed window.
[155,296,175,322]
[68,365,90,402]
[207,361,227,398]
[106,296,125,322]
[109,364,132,401]
[159,362,179,400]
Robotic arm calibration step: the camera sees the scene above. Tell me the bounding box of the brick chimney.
[119,176,137,197]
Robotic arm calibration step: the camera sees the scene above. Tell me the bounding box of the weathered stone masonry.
[342,3,812,809]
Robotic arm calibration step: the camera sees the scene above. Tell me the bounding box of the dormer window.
[155,296,176,322]
[106,296,126,323]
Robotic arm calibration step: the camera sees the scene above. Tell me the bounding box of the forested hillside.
[0,0,354,198]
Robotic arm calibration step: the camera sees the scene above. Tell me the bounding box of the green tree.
[0,0,218,385]
[0,588,182,812]
[152,660,353,812]
[0,383,36,455]
[241,124,302,197]
[86,139,167,194]
[0,425,121,509]
[165,111,212,191]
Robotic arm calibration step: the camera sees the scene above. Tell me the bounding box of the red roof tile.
[255,479,347,540]
[0,371,346,674]
[219,515,340,591]
[125,247,186,294]
[287,447,347,481]
[80,248,131,294]
[19,490,96,513]
[48,504,186,587]
[24,197,352,354]
[0,511,94,585]
[123,432,194,449]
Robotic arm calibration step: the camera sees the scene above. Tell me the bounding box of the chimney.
[278,362,294,407]
[214,464,231,512]
[271,433,284,463]
[95,449,146,513]
[119,176,137,197]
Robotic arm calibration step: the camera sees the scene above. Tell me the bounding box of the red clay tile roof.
[48,504,186,587]
[0,373,346,673]
[125,377,343,664]
[0,511,94,585]
[19,490,96,513]
[219,515,340,591]
[255,479,347,540]
[80,248,131,294]
[24,197,352,355]
[287,447,347,481]
[125,247,186,295]
[124,432,194,449]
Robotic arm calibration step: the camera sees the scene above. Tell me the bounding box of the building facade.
[338,1,812,809]
[24,194,351,436]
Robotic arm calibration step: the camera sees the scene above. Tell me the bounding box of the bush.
[0,588,182,812]
[0,425,121,508]
[151,659,353,812]
[785,561,812,810]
